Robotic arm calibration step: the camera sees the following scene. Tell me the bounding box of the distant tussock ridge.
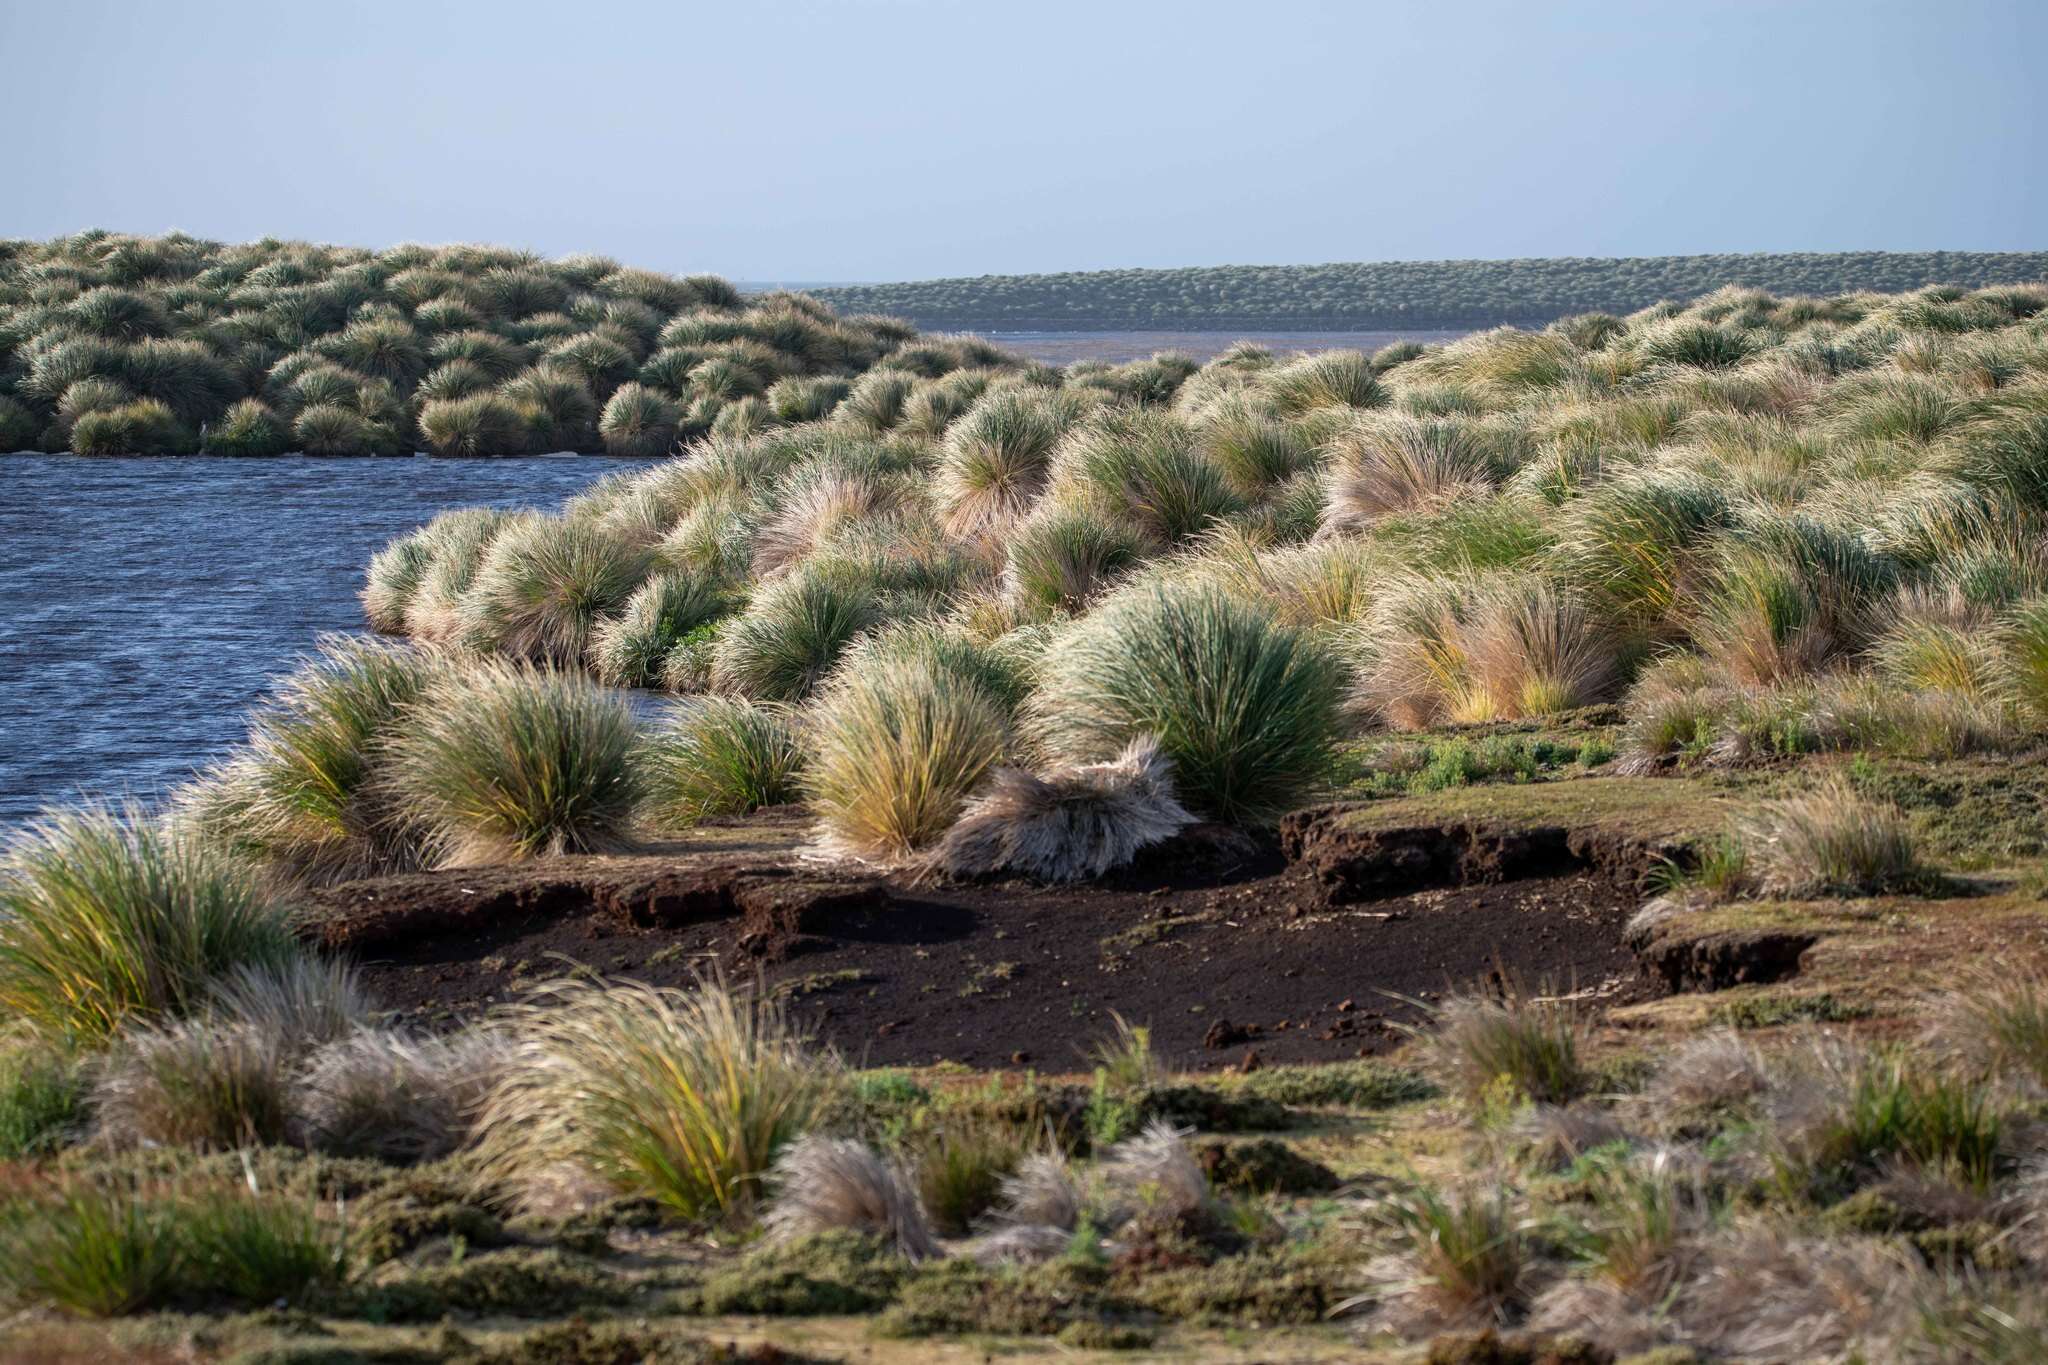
[809,252,2048,331]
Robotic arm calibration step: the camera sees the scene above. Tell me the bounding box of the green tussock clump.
[0,1181,345,1317]
[0,806,304,1045]
[1030,581,1344,825]
[475,974,838,1221]
[384,659,644,866]
[641,696,806,826]
[176,634,444,886]
[457,516,654,665]
[802,650,1009,859]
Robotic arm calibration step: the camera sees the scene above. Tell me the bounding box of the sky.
[1,0,2041,282]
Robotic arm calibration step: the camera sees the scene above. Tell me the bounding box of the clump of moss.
[689,1230,906,1316]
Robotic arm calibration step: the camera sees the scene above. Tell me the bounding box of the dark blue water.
[0,454,640,828]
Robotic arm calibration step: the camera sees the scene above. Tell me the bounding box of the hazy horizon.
[4,0,2040,281]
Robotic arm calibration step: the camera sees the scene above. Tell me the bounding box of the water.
[993,328,1469,365]
[0,454,642,829]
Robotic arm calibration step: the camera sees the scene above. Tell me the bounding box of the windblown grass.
[475,974,837,1220]
[0,807,302,1044]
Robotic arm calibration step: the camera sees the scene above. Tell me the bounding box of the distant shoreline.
[807,249,2048,333]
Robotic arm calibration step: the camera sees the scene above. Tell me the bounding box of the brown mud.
[310,787,1723,1071]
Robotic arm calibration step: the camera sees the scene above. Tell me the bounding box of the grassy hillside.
[809,251,2048,330]
[0,230,960,457]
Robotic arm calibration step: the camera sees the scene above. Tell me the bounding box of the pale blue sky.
[2,0,2040,280]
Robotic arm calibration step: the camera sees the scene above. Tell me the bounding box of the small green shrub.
[0,1042,84,1157]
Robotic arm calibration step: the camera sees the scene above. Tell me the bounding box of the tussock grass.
[588,571,729,688]
[93,1018,294,1150]
[1050,407,1244,546]
[419,392,525,456]
[385,659,643,866]
[1031,582,1343,824]
[710,559,885,701]
[0,1039,84,1157]
[802,651,1008,859]
[457,516,653,665]
[935,387,1075,539]
[296,1026,508,1162]
[0,1182,343,1316]
[764,1136,938,1259]
[641,697,806,826]
[0,807,302,1044]
[1415,977,1589,1110]
[1366,1181,1532,1328]
[182,635,443,885]
[1739,777,1931,897]
[1322,413,1500,531]
[476,974,837,1221]
[1002,500,1146,616]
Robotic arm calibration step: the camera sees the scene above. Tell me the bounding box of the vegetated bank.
[809,250,2048,330]
[0,230,945,457]
[8,268,2048,1359]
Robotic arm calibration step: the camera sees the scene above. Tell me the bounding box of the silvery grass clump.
[0,806,304,1045]
[1319,412,1503,533]
[930,735,1194,883]
[802,650,1008,860]
[176,635,445,886]
[92,957,370,1150]
[456,516,653,665]
[1196,394,1319,499]
[384,659,643,866]
[640,696,806,827]
[1737,776,1931,897]
[1028,581,1344,826]
[474,975,837,1220]
[762,1136,938,1260]
[295,1026,511,1162]
[967,1122,1211,1265]
[748,462,909,577]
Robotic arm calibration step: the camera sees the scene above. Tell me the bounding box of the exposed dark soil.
[317,802,1668,1071]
